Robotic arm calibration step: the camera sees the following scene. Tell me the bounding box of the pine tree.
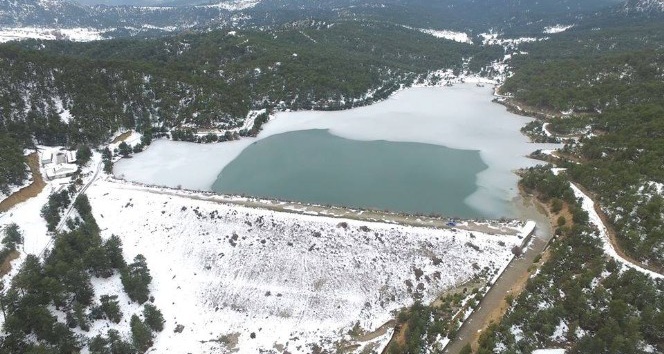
[76,145,92,166]
[121,255,152,304]
[118,142,131,157]
[100,295,123,323]
[104,235,126,269]
[108,329,134,354]
[130,315,153,352]
[2,223,23,250]
[142,304,165,332]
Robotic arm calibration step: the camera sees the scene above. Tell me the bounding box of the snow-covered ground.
[108,130,143,153]
[570,183,663,280]
[479,32,546,47]
[417,28,472,43]
[532,349,565,354]
[0,27,103,43]
[639,181,664,196]
[85,178,520,353]
[196,0,260,10]
[0,178,54,258]
[542,122,553,137]
[52,97,73,124]
[543,25,574,34]
[0,150,102,296]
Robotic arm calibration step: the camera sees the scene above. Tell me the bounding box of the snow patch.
[417,28,472,43]
[533,350,566,354]
[0,27,103,43]
[108,130,143,153]
[551,320,568,341]
[197,0,260,10]
[544,25,574,34]
[639,181,664,196]
[52,97,72,124]
[479,32,546,47]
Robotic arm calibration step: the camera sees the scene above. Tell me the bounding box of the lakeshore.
[115,84,560,219]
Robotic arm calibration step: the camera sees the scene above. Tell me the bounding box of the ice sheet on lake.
[115,84,560,217]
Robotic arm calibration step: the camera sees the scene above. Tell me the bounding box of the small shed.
[65,150,77,164]
[41,151,53,165]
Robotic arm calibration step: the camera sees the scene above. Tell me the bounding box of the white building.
[45,165,78,180]
[40,148,79,180]
[41,151,53,165]
[66,150,77,164]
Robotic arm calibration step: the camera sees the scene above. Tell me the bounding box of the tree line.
[0,195,164,353]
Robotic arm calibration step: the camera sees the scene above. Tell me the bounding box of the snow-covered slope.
[0,0,91,27]
[625,0,664,12]
[416,28,472,43]
[86,178,520,353]
[0,27,103,42]
[0,0,245,36]
[195,0,260,10]
[543,24,574,34]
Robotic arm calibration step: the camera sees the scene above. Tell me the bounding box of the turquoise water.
[212,129,489,218]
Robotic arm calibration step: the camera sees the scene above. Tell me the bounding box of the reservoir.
[114,84,559,218]
[212,129,487,218]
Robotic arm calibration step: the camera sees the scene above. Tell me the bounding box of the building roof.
[66,150,77,163]
[41,151,53,162]
[45,164,78,179]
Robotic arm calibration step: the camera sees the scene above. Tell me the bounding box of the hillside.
[500,14,664,268]
[1,0,627,37]
[0,20,505,193]
[473,10,664,354]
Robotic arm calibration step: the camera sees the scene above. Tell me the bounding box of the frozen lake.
[114,84,558,218]
[213,129,488,218]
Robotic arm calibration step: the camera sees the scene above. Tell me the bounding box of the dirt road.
[0,153,46,213]
[443,198,553,353]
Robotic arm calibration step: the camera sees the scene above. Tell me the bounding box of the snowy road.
[38,160,103,257]
[571,183,664,280]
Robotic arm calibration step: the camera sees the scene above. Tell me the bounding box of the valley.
[0,0,663,353]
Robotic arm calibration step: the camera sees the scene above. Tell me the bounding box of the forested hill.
[313,0,625,36]
[1,0,629,38]
[473,11,664,353]
[500,14,664,267]
[0,21,503,192]
[0,0,236,30]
